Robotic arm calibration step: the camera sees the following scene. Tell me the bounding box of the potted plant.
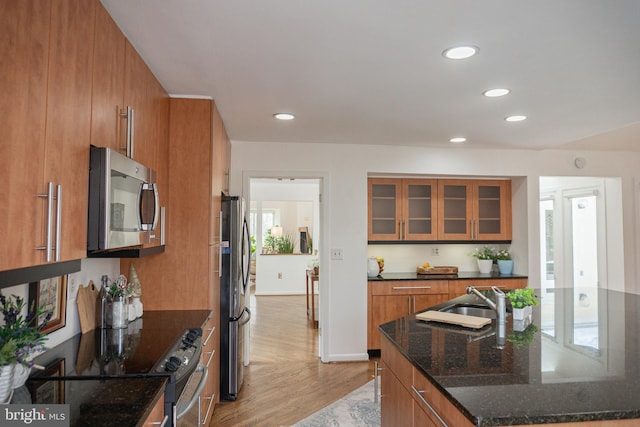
[0,293,50,402]
[471,246,495,274]
[507,287,538,330]
[495,249,514,275]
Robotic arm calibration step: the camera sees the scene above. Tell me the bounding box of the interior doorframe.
[242,170,330,362]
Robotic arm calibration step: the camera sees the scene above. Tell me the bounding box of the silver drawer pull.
[150,415,168,426]
[392,286,432,290]
[411,385,448,427]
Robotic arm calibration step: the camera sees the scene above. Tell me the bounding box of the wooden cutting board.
[416,266,459,275]
[416,310,491,329]
[76,281,99,334]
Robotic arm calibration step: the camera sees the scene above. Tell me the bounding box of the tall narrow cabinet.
[125,98,230,425]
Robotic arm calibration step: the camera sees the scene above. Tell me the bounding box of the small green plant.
[471,246,495,260]
[507,287,538,308]
[276,232,296,254]
[495,249,511,261]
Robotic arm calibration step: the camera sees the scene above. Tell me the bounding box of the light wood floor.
[209,291,377,427]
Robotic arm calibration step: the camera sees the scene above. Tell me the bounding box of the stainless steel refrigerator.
[220,195,252,401]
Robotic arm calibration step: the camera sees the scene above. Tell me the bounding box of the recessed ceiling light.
[449,137,467,143]
[483,88,510,98]
[442,45,479,60]
[273,113,295,120]
[505,115,527,122]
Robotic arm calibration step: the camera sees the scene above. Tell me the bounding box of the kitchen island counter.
[379,288,640,426]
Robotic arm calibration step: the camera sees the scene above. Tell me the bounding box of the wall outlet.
[278,272,283,279]
[69,278,77,300]
[331,248,344,260]
[431,247,440,256]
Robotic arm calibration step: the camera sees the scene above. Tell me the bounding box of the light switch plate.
[331,248,344,260]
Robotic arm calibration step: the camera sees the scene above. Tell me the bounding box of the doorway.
[539,176,624,377]
[246,176,323,361]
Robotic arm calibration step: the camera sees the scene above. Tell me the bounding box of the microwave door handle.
[138,183,159,231]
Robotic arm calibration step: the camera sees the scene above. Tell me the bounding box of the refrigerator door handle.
[239,307,251,326]
[230,307,251,324]
[241,217,251,294]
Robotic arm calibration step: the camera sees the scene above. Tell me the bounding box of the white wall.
[230,142,640,362]
[2,258,120,354]
[255,254,315,295]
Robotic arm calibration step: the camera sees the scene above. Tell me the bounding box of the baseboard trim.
[324,353,370,363]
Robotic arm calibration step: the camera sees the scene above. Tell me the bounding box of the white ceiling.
[101,0,640,151]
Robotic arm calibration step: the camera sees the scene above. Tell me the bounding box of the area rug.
[290,379,381,427]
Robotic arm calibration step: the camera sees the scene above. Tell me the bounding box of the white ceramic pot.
[477,259,493,274]
[0,364,15,403]
[11,364,31,390]
[367,258,380,277]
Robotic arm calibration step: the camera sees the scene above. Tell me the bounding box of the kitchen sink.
[439,304,500,319]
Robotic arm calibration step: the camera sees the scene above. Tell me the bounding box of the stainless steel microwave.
[88,146,159,253]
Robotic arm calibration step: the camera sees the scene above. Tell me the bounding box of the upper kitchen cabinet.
[437,179,512,241]
[91,0,169,172]
[0,0,95,271]
[368,178,438,241]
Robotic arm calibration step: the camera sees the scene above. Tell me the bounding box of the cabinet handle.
[54,184,62,262]
[205,350,215,367]
[150,415,168,426]
[203,325,215,346]
[120,106,134,158]
[35,182,54,262]
[411,385,449,427]
[200,394,215,426]
[219,211,223,278]
[392,286,432,290]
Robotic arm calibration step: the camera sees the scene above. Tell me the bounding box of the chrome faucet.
[467,286,507,348]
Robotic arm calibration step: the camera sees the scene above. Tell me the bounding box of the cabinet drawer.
[448,278,527,299]
[381,335,413,390]
[412,368,474,427]
[371,280,448,296]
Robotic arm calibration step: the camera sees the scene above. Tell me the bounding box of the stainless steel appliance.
[152,328,207,426]
[220,195,252,401]
[88,145,160,253]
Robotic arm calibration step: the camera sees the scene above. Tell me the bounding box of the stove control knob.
[165,356,182,372]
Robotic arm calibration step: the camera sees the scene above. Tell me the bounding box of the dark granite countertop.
[379,288,640,426]
[13,310,212,426]
[12,376,167,427]
[368,271,528,281]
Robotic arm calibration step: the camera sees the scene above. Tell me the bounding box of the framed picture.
[27,359,65,404]
[29,275,67,334]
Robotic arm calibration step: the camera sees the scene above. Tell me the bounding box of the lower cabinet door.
[380,361,413,427]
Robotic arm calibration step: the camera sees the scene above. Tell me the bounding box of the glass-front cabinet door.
[437,179,511,241]
[368,178,437,241]
[368,178,402,241]
[438,180,473,240]
[402,179,438,240]
[473,180,511,240]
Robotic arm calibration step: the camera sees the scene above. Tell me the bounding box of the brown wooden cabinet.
[201,315,218,425]
[127,98,229,423]
[368,281,449,350]
[141,391,166,426]
[368,178,511,242]
[381,334,474,427]
[447,278,527,300]
[0,0,94,272]
[437,179,512,241]
[368,178,438,241]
